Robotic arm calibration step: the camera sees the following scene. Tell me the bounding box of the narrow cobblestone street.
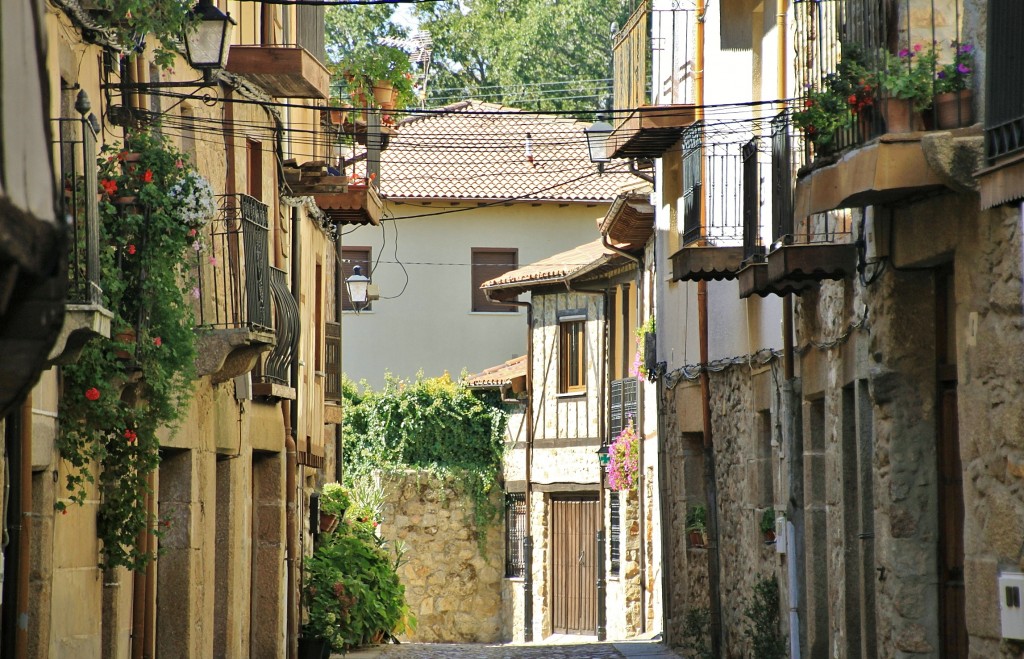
[345,637,685,659]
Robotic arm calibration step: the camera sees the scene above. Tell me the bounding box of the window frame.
[504,492,527,578]
[558,317,587,394]
[471,247,519,313]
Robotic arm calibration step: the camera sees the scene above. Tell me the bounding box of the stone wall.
[379,471,504,643]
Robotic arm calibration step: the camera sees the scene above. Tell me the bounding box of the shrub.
[743,575,787,659]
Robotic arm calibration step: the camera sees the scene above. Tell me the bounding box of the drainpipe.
[335,232,344,483]
[14,396,32,658]
[600,232,648,633]
[286,207,301,659]
[284,401,298,659]
[490,296,534,642]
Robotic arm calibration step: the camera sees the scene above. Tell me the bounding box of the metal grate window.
[505,493,527,578]
[986,0,1024,162]
[610,491,621,576]
[681,121,704,245]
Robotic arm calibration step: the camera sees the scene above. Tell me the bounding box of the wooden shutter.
[609,377,638,440]
[609,491,621,575]
[324,321,341,401]
[472,248,517,312]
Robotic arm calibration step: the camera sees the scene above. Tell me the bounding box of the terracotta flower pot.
[115,327,137,360]
[879,96,925,133]
[372,81,397,110]
[934,90,973,129]
[319,512,339,534]
[688,529,706,548]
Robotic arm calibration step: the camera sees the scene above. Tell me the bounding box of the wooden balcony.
[599,192,654,250]
[765,242,858,285]
[609,3,697,159]
[225,46,330,99]
[736,259,813,299]
[314,183,384,226]
[671,246,745,282]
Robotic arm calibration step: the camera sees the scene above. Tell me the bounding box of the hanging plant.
[631,316,656,381]
[57,128,214,571]
[608,419,639,491]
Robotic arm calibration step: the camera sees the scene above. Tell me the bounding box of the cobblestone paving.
[346,639,683,659]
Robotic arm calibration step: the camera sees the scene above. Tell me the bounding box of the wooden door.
[938,385,967,658]
[551,497,600,635]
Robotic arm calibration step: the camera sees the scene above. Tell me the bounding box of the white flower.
[169,170,216,228]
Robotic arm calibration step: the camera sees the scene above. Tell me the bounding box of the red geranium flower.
[142,169,153,183]
[100,179,118,196]
[153,336,162,347]
[85,387,100,401]
[127,244,136,255]
[124,429,137,443]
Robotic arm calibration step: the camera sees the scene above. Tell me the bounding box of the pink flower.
[188,228,197,237]
[175,159,184,169]
[153,336,162,347]
[192,240,201,252]
[209,256,217,267]
[192,287,201,299]
[85,387,100,401]
[127,244,136,255]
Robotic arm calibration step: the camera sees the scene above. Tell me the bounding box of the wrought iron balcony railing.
[985,0,1024,163]
[194,194,272,333]
[257,266,299,388]
[681,120,768,249]
[793,0,966,162]
[612,2,694,111]
[53,117,101,306]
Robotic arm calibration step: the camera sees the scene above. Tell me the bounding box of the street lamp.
[584,117,613,174]
[345,265,370,313]
[183,0,236,74]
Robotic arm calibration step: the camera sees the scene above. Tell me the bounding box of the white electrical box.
[774,517,787,554]
[861,207,889,261]
[999,572,1024,639]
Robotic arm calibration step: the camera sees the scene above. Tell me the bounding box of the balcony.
[600,192,654,251]
[608,3,697,159]
[252,266,298,400]
[791,0,972,213]
[739,113,854,295]
[193,194,275,382]
[48,117,114,366]
[978,0,1024,208]
[670,122,748,282]
[225,3,330,98]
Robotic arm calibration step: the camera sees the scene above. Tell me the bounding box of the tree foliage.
[414,0,631,113]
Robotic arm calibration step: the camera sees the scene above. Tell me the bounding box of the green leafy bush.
[681,606,713,659]
[341,374,508,535]
[304,484,414,651]
[743,575,787,659]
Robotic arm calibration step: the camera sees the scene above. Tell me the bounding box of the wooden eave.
[737,261,814,298]
[225,46,330,99]
[670,246,745,282]
[313,185,383,226]
[609,105,699,159]
[765,243,857,284]
[600,193,654,249]
[977,150,1024,209]
[794,133,947,218]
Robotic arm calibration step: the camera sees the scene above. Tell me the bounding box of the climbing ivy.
[341,374,508,538]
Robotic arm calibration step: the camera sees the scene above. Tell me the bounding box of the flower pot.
[298,636,331,659]
[688,530,706,548]
[372,81,398,110]
[319,512,339,534]
[763,529,777,545]
[934,90,974,129]
[115,328,137,360]
[879,96,925,133]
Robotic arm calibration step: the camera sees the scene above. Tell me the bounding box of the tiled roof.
[465,355,527,389]
[378,101,636,202]
[481,239,627,292]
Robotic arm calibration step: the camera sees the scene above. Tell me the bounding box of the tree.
[413,0,632,113]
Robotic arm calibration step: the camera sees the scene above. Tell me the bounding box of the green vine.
[83,0,197,69]
[57,128,214,571]
[341,374,508,547]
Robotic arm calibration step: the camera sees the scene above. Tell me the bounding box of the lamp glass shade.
[184,2,235,69]
[584,120,613,164]
[597,444,611,467]
[346,266,370,304]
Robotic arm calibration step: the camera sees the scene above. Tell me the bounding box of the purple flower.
[957,63,971,75]
[898,48,910,57]
[937,71,947,79]
[959,43,974,54]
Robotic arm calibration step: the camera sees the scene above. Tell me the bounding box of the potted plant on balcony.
[686,503,708,548]
[57,128,215,571]
[336,44,415,112]
[934,41,975,129]
[608,419,639,492]
[876,44,937,132]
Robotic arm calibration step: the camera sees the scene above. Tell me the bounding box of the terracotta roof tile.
[481,239,626,291]
[378,101,635,202]
[465,355,527,389]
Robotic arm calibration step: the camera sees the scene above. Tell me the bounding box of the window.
[559,318,586,393]
[247,139,262,201]
[609,491,621,576]
[471,248,518,312]
[341,247,371,311]
[505,493,526,578]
